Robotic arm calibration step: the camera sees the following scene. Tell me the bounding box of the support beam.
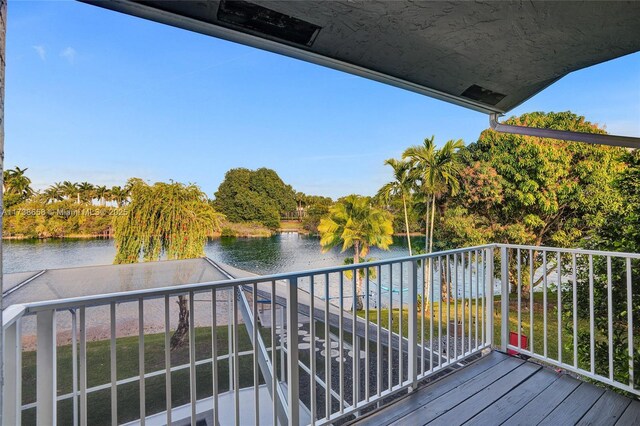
[490,113,640,148]
[0,1,6,424]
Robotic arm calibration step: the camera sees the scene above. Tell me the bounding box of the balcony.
[2,243,639,425]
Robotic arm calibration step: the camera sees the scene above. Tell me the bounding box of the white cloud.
[60,47,77,64]
[32,45,46,61]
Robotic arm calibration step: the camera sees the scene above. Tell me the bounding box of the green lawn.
[21,325,273,425]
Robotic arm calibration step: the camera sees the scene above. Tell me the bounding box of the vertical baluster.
[481,251,485,347]
[309,277,315,425]
[271,281,279,425]
[439,256,443,367]
[607,256,614,381]
[339,271,344,413]
[233,289,240,425]
[79,307,87,426]
[430,258,435,371]
[388,263,393,389]
[365,266,370,401]
[228,290,233,391]
[324,273,331,420]
[110,303,118,426]
[286,277,300,425]
[164,296,172,425]
[376,265,382,397]
[352,267,359,408]
[461,253,466,356]
[3,317,22,425]
[421,257,425,374]
[211,290,218,426]
[446,254,450,364]
[485,248,494,348]
[454,254,458,360]
[37,310,56,425]
[557,252,562,364]
[500,247,509,353]
[589,255,595,375]
[138,299,145,425]
[530,250,534,354]
[474,251,479,351]
[399,262,404,385]
[468,251,473,355]
[189,292,197,426]
[71,310,78,426]
[573,254,578,369]
[253,284,260,426]
[543,251,548,359]
[626,258,634,388]
[408,260,418,389]
[517,249,522,351]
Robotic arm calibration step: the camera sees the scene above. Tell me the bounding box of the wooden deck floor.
[353,351,640,426]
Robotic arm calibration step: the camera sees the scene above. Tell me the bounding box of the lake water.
[3,233,416,275]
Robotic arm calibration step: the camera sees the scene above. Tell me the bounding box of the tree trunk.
[353,241,363,311]
[424,201,431,314]
[402,194,412,256]
[429,193,436,253]
[170,295,190,350]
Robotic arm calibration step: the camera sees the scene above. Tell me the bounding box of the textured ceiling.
[84,0,640,114]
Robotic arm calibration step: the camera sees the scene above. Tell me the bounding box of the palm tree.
[42,185,63,204]
[114,180,224,349]
[77,182,95,203]
[404,136,464,305]
[377,158,414,255]
[3,166,34,199]
[318,195,393,310]
[61,181,79,203]
[94,185,109,206]
[110,186,129,207]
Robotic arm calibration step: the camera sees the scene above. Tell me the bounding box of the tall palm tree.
[61,181,79,203]
[318,195,393,310]
[94,185,109,206]
[114,180,224,349]
[3,166,34,199]
[404,136,464,305]
[110,186,129,207]
[377,158,414,255]
[43,185,63,204]
[78,182,95,203]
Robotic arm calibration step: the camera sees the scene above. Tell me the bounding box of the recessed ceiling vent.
[217,0,321,46]
[461,84,506,106]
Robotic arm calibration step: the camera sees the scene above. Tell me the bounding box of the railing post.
[500,246,509,352]
[286,277,299,426]
[37,310,57,425]
[3,319,21,425]
[485,247,494,347]
[408,260,418,390]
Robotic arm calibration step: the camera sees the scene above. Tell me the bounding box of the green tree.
[318,195,393,309]
[442,111,625,295]
[403,137,464,304]
[213,167,296,228]
[114,179,224,348]
[377,158,414,255]
[3,166,35,207]
[302,196,333,233]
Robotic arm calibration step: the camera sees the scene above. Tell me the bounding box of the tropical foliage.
[114,179,224,348]
[318,195,393,309]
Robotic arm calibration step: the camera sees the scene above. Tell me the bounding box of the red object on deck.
[508,331,528,355]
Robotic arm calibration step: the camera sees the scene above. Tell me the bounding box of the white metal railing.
[2,243,637,425]
[496,244,640,397]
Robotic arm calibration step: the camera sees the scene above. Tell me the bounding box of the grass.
[21,325,273,425]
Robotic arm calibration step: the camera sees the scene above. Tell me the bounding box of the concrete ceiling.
[83,0,640,114]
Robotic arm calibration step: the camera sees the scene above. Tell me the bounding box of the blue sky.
[6,1,640,199]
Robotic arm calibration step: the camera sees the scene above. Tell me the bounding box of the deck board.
[616,400,640,425]
[465,368,561,425]
[428,362,541,425]
[388,357,524,425]
[355,352,508,426]
[352,351,638,426]
[537,382,605,425]
[577,390,631,426]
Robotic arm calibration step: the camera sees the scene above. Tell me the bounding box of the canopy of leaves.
[114,179,223,264]
[213,168,296,229]
[318,194,393,258]
[440,111,625,250]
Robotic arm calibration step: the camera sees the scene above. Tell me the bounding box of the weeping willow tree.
[114,178,224,349]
